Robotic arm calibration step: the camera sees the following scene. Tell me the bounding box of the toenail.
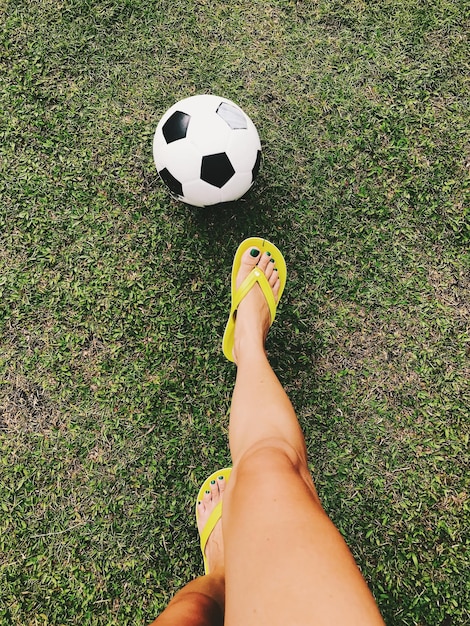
[218,476,224,481]
[270,258,275,263]
[205,490,210,495]
[266,251,271,256]
[250,248,260,257]
[210,480,216,484]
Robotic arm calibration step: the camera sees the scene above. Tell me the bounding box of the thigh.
[222,445,385,626]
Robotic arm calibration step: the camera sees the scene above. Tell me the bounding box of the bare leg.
[222,246,385,626]
[150,479,227,626]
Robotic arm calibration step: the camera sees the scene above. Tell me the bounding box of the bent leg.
[222,247,385,626]
[149,574,224,626]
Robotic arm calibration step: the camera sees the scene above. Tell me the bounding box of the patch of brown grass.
[0,372,60,434]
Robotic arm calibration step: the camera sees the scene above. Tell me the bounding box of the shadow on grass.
[185,172,301,248]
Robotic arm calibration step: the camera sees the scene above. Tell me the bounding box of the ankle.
[233,335,267,365]
[204,566,225,587]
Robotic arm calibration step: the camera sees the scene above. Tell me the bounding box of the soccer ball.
[153,94,261,207]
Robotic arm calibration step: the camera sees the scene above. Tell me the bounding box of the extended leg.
[222,246,385,626]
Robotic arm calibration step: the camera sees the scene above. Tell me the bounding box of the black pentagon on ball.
[252,150,262,181]
[162,111,190,144]
[159,168,183,197]
[201,153,235,188]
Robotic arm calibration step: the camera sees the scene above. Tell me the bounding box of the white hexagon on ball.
[153,94,262,207]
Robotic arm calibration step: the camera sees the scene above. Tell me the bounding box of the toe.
[269,267,279,287]
[197,499,206,516]
[240,247,261,269]
[203,489,212,505]
[272,275,281,300]
[210,479,219,499]
[217,475,226,493]
[257,251,272,271]
[263,258,276,282]
[237,247,262,291]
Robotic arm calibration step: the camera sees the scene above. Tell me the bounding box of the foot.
[232,247,281,363]
[197,474,227,575]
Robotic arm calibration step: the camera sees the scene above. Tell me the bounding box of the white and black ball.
[153,95,261,207]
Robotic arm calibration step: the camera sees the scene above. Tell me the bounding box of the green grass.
[1,0,469,624]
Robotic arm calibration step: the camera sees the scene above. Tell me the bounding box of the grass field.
[0,0,469,624]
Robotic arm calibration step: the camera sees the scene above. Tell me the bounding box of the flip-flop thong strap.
[200,500,223,554]
[231,268,277,324]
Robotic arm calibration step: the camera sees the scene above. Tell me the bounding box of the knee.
[235,437,304,477]
[231,437,320,504]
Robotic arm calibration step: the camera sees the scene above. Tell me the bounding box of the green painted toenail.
[218,476,224,480]
[210,480,216,484]
[266,251,271,256]
[250,248,259,257]
[205,490,210,495]
[270,258,275,263]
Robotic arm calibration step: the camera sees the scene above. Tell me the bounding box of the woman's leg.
[222,247,385,626]
[150,481,226,626]
[148,575,223,626]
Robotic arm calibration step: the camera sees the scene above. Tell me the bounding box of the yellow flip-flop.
[222,237,287,362]
[196,467,232,574]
